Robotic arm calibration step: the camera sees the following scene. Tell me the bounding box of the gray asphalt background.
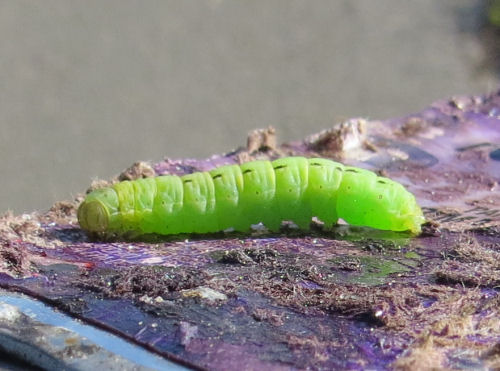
[1,0,498,213]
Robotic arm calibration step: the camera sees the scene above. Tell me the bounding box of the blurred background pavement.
[0,0,498,213]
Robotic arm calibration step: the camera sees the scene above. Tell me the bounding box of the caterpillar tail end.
[404,206,426,235]
[408,215,426,234]
[77,199,110,233]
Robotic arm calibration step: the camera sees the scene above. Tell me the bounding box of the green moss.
[329,254,417,286]
[354,256,411,285]
[403,251,420,260]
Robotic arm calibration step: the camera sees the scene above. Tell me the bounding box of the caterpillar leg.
[263,220,282,233]
[292,217,312,231]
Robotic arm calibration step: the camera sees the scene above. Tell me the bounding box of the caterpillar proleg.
[78,157,425,236]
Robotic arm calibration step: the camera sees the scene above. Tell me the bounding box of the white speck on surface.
[0,302,21,322]
[140,256,164,264]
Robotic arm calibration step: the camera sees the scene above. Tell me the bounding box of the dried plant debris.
[43,200,79,226]
[305,118,366,155]
[118,161,155,181]
[0,240,32,277]
[85,178,114,193]
[392,291,500,370]
[246,126,278,154]
[397,116,432,138]
[82,162,156,195]
[434,236,500,288]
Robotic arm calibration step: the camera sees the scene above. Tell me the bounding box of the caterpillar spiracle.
[78,157,425,236]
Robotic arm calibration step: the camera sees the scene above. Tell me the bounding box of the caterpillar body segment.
[77,157,425,236]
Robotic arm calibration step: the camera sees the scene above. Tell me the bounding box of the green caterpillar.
[78,157,425,236]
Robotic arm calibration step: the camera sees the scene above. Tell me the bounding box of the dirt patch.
[78,265,208,299]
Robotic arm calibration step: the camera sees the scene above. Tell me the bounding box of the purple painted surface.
[1,90,499,370]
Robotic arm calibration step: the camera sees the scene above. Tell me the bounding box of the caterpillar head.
[78,188,118,233]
